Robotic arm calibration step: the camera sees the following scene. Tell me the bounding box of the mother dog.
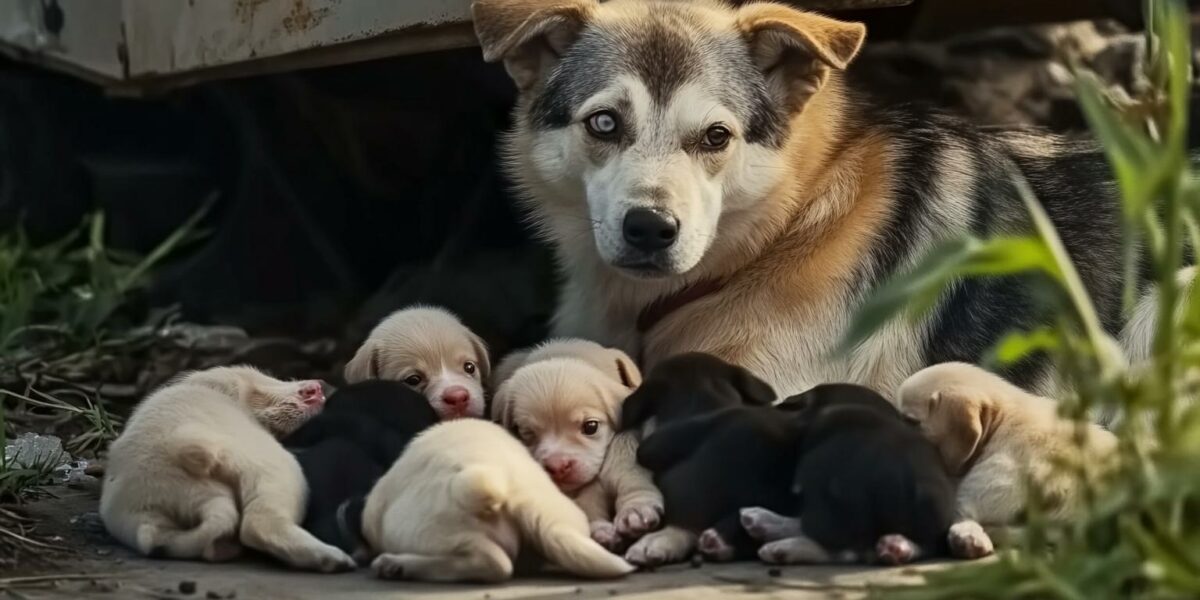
[473,0,1131,398]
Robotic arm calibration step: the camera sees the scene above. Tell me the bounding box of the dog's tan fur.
[493,339,663,549]
[898,362,1118,558]
[361,419,634,582]
[100,366,356,572]
[345,306,491,419]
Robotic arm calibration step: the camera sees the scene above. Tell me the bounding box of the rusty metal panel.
[0,0,126,81]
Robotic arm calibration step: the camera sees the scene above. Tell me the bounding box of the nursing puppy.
[101,366,356,572]
[474,0,1134,402]
[742,384,955,566]
[619,352,777,565]
[345,306,490,420]
[898,362,1119,559]
[361,419,634,582]
[493,339,661,551]
[283,380,440,556]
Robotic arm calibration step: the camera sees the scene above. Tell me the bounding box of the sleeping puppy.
[618,353,778,566]
[344,306,490,420]
[742,384,956,566]
[361,419,634,582]
[282,380,440,557]
[898,362,1119,559]
[492,339,661,551]
[101,366,356,572]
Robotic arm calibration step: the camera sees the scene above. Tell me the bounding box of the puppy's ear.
[614,355,642,390]
[931,389,998,476]
[343,343,378,384]
[735,3,865,113]
[731,367,776,406]
[492,349,532,393]
[619,382,658,432]
[468,332,492,384]
[472,0,597,90]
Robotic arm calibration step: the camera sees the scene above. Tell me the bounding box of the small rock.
[574,587,583,594]
[767,568,782,577]
[179,580,197,595]
[96,548,112,556]
[689,554,704,569]
[608,590,618,596]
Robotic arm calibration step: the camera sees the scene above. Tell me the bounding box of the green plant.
[843,1,1200,597]
[0,403,62,503]
[0,194,215,355]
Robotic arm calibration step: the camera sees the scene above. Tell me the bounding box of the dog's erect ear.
[344,343,378,384]
[731,367,776,406]
[468,331,492,384]
[931,389,997,476]
[735,3,865,113]
[614,355,642,390]
[472,0,597,90]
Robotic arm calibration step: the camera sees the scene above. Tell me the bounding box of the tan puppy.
[361,419,634,582]
[345,306,490,420]
[101,366,356,572]
[493,339,663,549]
[897,362,1118,559]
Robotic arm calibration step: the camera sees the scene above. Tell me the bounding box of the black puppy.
[743,384,955,565]
[623,353,786,561]
[282,380,439,557]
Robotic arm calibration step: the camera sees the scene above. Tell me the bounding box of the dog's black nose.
[623,208,679,251]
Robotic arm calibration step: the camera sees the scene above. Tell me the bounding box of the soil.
[1,484,947,600]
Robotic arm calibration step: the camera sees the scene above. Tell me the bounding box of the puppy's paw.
[624,530,693,567]
[203,536,243,562]
[590,520,623,552]
[739,507,801,542]
[875,534,917,566]
[697,528,735,562]
[948,520,994,559]
[758,537,830,565]
[371,554,407,580]
[615,500,663,538]
[291,541,357,573]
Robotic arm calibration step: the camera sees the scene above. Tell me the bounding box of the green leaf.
[987,327,1062,367]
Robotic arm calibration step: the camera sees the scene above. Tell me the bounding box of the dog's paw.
[615,500,663,538]
[739,507,801,542]
[290,541,357,573]
[697,528,735,562]
[591,520,623,552]
[875,534,917,566]
[371,554,406,580]
[624,530,693,567]
[758,537,830,565]
[948,520,994,559]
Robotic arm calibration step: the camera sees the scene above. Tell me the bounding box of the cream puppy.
[101,366,356,572]
[361,419,634,582]
[898,362,1118,559]
[493,339,663,549]
[345,306,490,420]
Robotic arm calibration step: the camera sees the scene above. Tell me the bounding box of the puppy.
[361,419,634,582]
[743,384,955,566]
[344,306,490,419]
[492,339,662,550]
[898,362,1119,559]
[101,366,356,572]
[282,380,440,557]
[618,353,778,565]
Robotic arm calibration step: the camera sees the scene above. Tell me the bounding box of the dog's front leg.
[574,482,620,551]
[600,431,664,539]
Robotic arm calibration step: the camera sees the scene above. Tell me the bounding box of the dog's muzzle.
[613,208,681,276]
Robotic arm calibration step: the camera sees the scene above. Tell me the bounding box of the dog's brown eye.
[581,420,600,436]
[403,374,424,387]
[585,111,620,140]
[701,125,732,150]
[464,361,477,376]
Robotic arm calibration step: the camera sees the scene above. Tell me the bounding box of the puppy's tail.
[512,499,635,579]
[451,465,508,519]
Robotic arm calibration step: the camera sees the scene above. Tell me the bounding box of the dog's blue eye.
[585,111,620,139]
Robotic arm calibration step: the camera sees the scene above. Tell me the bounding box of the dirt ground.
[1,483,948,600]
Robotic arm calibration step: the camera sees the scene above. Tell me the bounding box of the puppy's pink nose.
[442,386,470,409]
[543,457,576,482]
[299,381,325,406]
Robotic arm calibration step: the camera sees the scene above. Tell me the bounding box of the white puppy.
[345,306,490,419]
[361,419,634,582]
[492,339,663,549]
[898,362,1118,559]
[101,366,356,572]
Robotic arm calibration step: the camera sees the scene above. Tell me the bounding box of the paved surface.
[3,486,946,600]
